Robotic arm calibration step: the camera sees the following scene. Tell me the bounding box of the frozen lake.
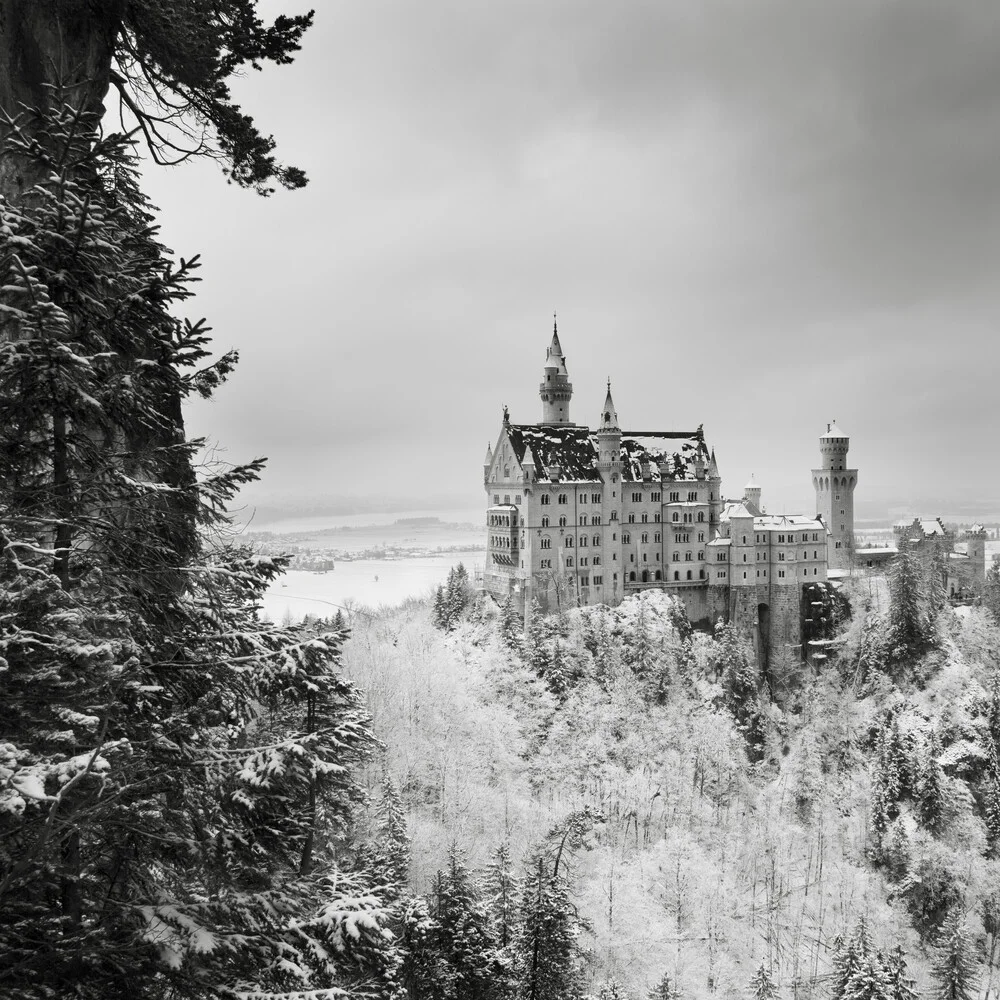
[260,550,482,622]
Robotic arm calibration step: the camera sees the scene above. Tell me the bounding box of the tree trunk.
[0,0,123,201]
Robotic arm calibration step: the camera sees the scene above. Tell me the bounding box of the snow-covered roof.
[505,424,710,484]
[820,421,847,439]
[754,514,826,531]
[708,537,732,547]
[894,517,947,537]
[721,502,754,520]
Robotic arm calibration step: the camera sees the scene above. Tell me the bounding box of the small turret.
[521,444,538,484]
[595,378,622,482]
[743,474,762,513]
[483,442,493,485]
[539,314,574,424]
[708,448,720,479]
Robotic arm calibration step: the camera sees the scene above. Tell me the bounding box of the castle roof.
[543,319,568,374]
[505,423,709,484]
[820,421,847,439]
[894,517,947,537]
[754,513,826,531]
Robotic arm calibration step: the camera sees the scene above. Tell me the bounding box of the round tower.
[539,316,574,425]
[812,421,857,570]
[743,474,762,512]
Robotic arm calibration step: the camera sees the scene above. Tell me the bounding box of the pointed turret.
[599,378,620,431]
[539,313,574,424]
[708,448,719,479]
[743,473,762,514]
[483,442,493,486]
[521,444,538,484]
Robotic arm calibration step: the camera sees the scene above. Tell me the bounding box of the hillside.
[335,572,1000,998]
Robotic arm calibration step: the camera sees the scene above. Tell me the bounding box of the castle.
[482,323,846,663]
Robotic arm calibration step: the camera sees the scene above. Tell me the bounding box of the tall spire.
[598,377,620,431]
[539,314,573,424]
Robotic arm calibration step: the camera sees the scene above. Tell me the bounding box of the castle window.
[655,571,662,581]
[632,492,642,502]
[580,536,588,547]
[592,515,601,525]
[836,541,842,548]
[580,493,587,504]
[541,537,551,549]
[672,513,679,522]
[516,495,522,504]
[581,576,589,587]
[622,532,630,544]
[654,513,661,522]
[685,552,693,562]
[592,493,601,504]
[669,492,680,502]
[654,532,661,543]
[542,516,549,527]
[699,569,705,579]
[687,570,692,580]
[504,467,509,477]
[656,552,660,560]
[641,513,648,523]
[814,568,818,575]
[540,558,551,568]
[698,532,704,542]
[688,491,698,501]
[580,557,588,566]
[778,534,784,543]
[651,492,661,502]
[743,554,747,562]
[672,552,679,562]
[697,512,704,522]
[742,536,747,544]
[641,532,649,543]
[717,571,726,579]
[674,571,680,580]
[594,575,603,585]
[840,509,845,516]
[504,495,510,504]
[559,516,567,527]
[643,553,647,562]
[778,569,785,578]
[717,553,726,561]
[610,511,618,521]
[593,535,600,545]
[541,494,550,505]
[565,537,573,547]
[812,533,818,541]
[566,557,573,567]
[558,494,567,505]
[630,571,637,582]
[802,533,808,542]
[593,556,601,565]
[494,495,500,505]
[814,551,818,559]
[628,514,635,523]
[580,515,588,526]
[779,552,785,561]
[698,551,704,561]
[835,494,840,501]
[743,571,747,579]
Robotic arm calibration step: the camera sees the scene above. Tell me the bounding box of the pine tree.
[372,767,411,899]
[884,946,918,1000]
[515,809,599,1000]
[484,842,520,1000]
[748,961,778,1000]
[599,980,631,1000]
[433,584,448,629]
[499,592,523,651]
[0,104,396,998]
[435,846,494,1000]
[930,912,980,1000]
[887,549,936,663]
[648,972,682,1000]
[918,731,946,835]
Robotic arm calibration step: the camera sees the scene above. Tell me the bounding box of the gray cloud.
[141,0,1000,516]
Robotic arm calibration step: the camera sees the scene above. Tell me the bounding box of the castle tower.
[743,474,762,514]
[539,316,574,425]
[596,380,623,605]
[812,421,857,570]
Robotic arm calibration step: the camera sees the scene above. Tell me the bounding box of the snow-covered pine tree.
[929,912,980,1000]
[371,766,411,899]
[647,972,682,1000]
[748,961,778,1000]
[0,104,395,999]
[884,946,918,1000]
[435,846,495,1000]
[516,809,600,1000]
[484,841,520,1000]
[499,592,523,651]
[918,730,946,835]
[887,549,935,664]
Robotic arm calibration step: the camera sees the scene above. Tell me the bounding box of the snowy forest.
[3,2,1000,999]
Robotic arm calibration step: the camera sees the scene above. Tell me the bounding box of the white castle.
[482,322,855,660]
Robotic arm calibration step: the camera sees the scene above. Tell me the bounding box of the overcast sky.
[139,0,1000,518]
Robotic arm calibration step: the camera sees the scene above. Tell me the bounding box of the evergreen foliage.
[887,550,936,664]
[433,564,474,631]
[929,912,979,1000]
[747,961,777,1000]
[714,622,767,762]
[0,105,393,998]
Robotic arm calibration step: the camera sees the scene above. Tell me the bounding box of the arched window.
[686,570,692,580]
[541,537,551,549]
[593,535,600,546]
[541,494,550,505]
[655,570,662,581]
[629,571,637,582]
[672,512,679,522]
[559,516,567,527]
[641,570,649,583]
[697,511,704,522]
[541,516,549,527]
[565,537,574,547]
[674,571,679,580]
[558,493,567,505]
[580,515,588,526]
